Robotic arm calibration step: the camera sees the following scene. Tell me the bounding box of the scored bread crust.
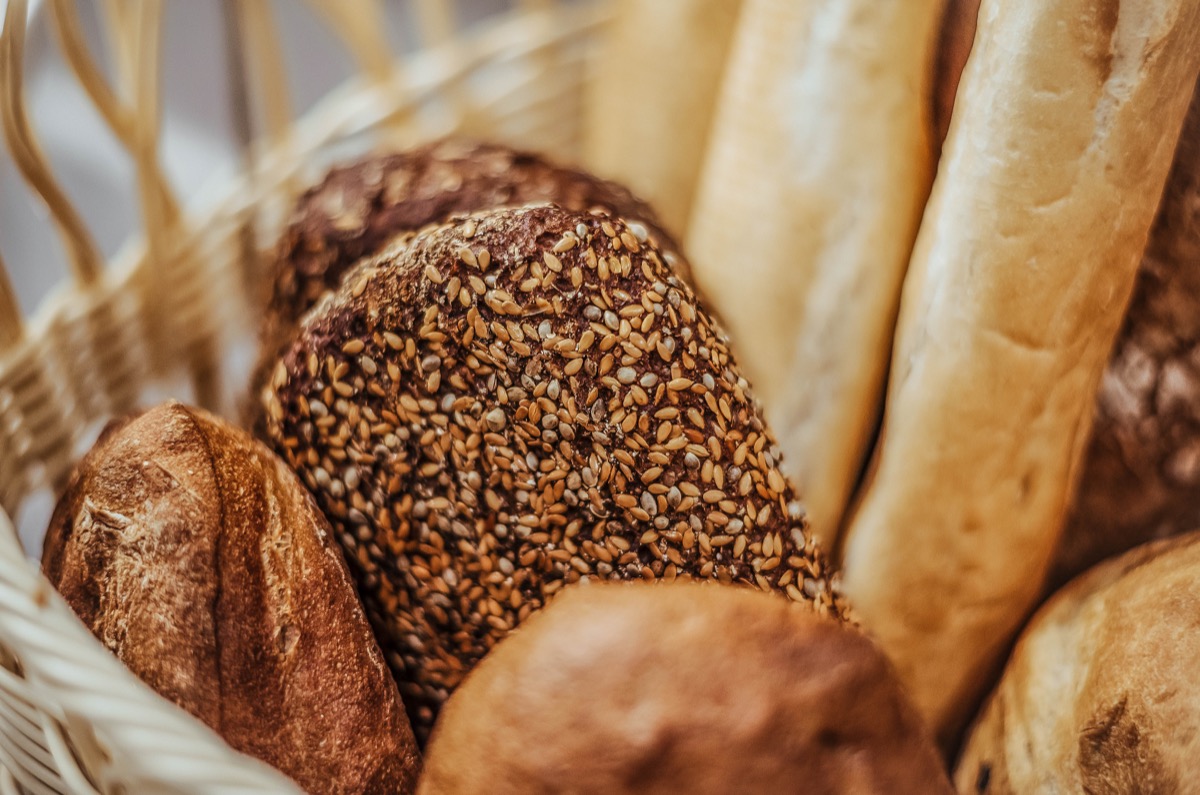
[421,583,952,795]
[1052,85,1200,586]
[839,0,1200,746]
[955,532,1200,793]
[686,0,943,545]
[42,403,420,794]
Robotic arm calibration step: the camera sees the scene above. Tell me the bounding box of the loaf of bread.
[258,139,681,390]
[584,0,743,234]
[420,582,951,795]
[687,0,943,544]
[955,532,1200,793]
[42,402,420,794]
[261,204,849,741]
[839,0,1200,745]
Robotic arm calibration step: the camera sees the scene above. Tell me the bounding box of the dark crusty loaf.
[42,402,420,794]
[421,582,951,795]
[261,204,849,741]
[1052,85,1200,587]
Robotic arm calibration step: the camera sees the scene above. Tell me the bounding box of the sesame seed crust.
[262,205,848,740]
[260,139,684,377]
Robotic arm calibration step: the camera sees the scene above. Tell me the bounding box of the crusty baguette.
[584,0,743,235]
[955,532,1200,793]
[43,402,420,793]
[686,0,943,544]
[840,0,1200,745]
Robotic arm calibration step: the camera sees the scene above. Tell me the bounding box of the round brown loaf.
[259,139,682,385]
[955,532,1200,793]
[261,204,849,741]
[42,402,420,795]
[420,582,952,795]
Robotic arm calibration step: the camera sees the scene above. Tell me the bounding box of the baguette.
[687,0,943,543]
[839,0,1200,744]
[584,0,743,235]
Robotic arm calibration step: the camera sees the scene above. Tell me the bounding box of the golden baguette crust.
[421,583,952,795]
[584,0,743,234]
[840,0,1200,745]
[687,0,943,544]
[955,533,1200,793]
[43,403,420,794]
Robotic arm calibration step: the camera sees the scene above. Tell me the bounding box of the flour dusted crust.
[421,583,951,795]
[956,532,1200,793]
[261,205,848,741]
[42,403,420,794]
[839,0,1200,745]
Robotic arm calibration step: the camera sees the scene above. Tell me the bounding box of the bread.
[420,582,951,795]
[261,204,850,741]
[42,402,420,794]
[584,0,743,234]
[955,532,1200,793]
[1052,84,1200,587]
[686,0,943,544]
[259,138,681,387]
[839,0,1200,745]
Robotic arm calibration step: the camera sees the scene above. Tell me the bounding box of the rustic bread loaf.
[261,204,849,741]
[42,402,420,794]
[420,582,951,795]
[839,0,1200,746]
[956,532,1200,793]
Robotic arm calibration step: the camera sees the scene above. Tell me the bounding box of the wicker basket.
[0,0,604,790]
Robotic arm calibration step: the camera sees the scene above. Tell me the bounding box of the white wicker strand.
[0,510,302,794]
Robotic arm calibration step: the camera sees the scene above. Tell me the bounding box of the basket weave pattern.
[0,0,602,790]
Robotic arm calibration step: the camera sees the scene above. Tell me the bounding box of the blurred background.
[0,0,521,316]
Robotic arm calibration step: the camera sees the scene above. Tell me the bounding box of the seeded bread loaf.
[258,139,682,397]
[421,583,951,795]
[840,0,1200,745]
[42,402,420,794]
[955,532,1200,793]
[687,0,943,544]
[261,204,849,741]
